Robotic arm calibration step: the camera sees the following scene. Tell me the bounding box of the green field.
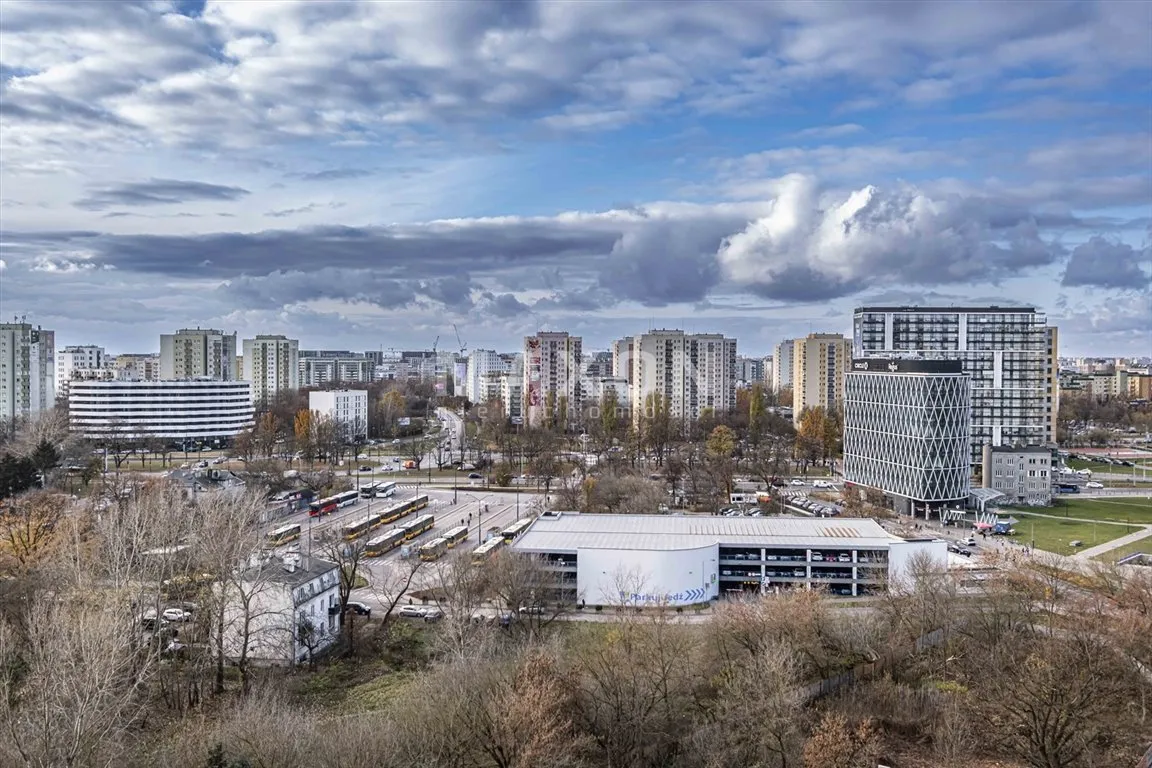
[1046,496,1152,525]
[1013,513,1142,556]
[1067,457,1152,472]
[1094,532,1152,563]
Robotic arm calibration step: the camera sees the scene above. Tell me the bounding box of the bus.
[374,481,398,499]
[365,528,406,557]
[442,525,469,548]
[342,511,385,541]
[419,537,449,561]
[266,523,302,547]
[378,494,429,526]
[360,481,381,498]
[400,514,435,541]
[501,517,535,544]
[471,537,504,564]
[308,489,360,517]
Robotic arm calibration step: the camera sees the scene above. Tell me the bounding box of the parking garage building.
[510,512,945,605]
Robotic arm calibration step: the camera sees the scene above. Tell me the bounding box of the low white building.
[68,379,254,443]
[510,512,947,603]
[218,554,341,666]
[57,345,113,397]
[309,390,369,441]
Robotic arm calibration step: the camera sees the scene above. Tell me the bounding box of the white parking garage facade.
[68,379,254,442]
[510,512,946,604]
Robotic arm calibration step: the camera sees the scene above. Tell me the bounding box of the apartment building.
[242,335,300,404]
[160,328,237,381]
[791,333,853,425]
[853,306,1055,462]
[524,332,582,428]
[0,322,55,421]
[309,390,369,441]
[56,345,113,397]
[114,353,160,382]
[735,355,772,388]
[772,339,795,392]
[464,349,508,404]
[629,330,737,425]
[68,380,254,442]
[298,351,373,387]
[611,337,634,385]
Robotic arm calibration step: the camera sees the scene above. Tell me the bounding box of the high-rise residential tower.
[242,335,300,404]
[791,333,853,424]
[524,332,582,427]
[0,322,55,421]
[160,328,237,380]
[629,329,737,424]
[772,339,795,392]
[853,306,1055,462]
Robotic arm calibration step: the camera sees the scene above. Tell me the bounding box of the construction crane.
[453,323,467,356]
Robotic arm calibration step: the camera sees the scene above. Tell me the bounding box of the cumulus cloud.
[717,174,1063,300]
[74,178,250,211]
[1061,236,1151,289]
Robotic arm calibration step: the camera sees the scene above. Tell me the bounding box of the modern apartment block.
[524,332,582,427]
[843,358,972,516]
[114,353,160,382]
[308,390,369,441]
[772,339,795,392]
[160,328,237,381]
[242,335,300,404]
[0,322,55,421]
[629,330,738,425]
[56,345,112,397]
[735,355,772,387]
[298,351,373,387]
[853,306,1055,462]
[791,333,853,424]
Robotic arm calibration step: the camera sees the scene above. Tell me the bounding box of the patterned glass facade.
[843,360,971,503]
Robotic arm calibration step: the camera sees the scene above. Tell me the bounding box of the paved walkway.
[1075,526,1152,560]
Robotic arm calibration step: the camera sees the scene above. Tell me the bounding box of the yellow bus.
[419,537,449,561]
[500,517,534,544]
[471,537,504,564]
[442,525,469,548]
[365,528,406,557]
[342,511,385,541]
[267,523,301,547]
[400,514,434,541]
[379,494,429,526]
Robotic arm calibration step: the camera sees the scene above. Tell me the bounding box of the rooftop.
[989,445,1052,454]
[246,555,338,588]
[854,305,1038,315]
[511,513,898,553]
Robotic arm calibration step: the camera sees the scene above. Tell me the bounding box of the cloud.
[717,174,1064,301]
[485,292,532,318]
[1061,236,1151,289]
[788,123,864,140]
[290,168,375,182]
[74,178,250,211]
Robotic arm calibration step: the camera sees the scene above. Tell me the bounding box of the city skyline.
[1,1,1149,357]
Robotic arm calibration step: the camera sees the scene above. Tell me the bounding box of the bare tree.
[801,712,881,768]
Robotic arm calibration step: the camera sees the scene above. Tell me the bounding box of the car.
[1085,481,1104,488]
[813,480,833,489]
[518,605,547,616]
[421,607,444,622]
[947,545,960,554]
[837,554,851,563]
[959,548,972,557]
[963,536,977,547]
[1076,468,1092,476]
[397,605,425,619]
[359,465,373,472]
[790,479,806,486]
[162,608,192,622]
[196,460,208,468]
[345,601,372,618]
[468,472,482,479]
[391,439,401,445]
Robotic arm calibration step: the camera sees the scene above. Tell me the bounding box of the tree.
[0,491,63,573]
[0,454,38,500]
[802,712,881,768]
[639,392,673,465]
[253,412,280,460]
[28,438,60,481]
[293,409,314,465]
[747,382,767,446]
[376,390,406,439]
[705,424,737,498]
[600,390,620,440]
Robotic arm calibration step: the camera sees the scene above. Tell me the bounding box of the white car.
[1076,469,1092,476]
[813,480,833,489]
[1085,481,1104,488]
[162,608,192,623]
[790,479,806,486]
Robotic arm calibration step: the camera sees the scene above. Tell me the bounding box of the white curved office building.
[69,379,254,442]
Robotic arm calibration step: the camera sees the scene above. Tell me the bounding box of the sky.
[1,0,1150,358]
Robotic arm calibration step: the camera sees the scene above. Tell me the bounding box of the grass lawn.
[1067,457,1152,472]
[1094,532,1152,563]
[1045,496,1152,525]
[1012,512,1142,555]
